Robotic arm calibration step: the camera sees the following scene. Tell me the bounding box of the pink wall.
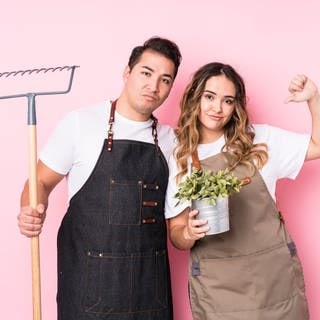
[1,1,319,319]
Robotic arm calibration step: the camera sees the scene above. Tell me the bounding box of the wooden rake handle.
[29,124,42,320]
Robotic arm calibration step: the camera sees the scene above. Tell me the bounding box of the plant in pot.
[174,168,242,235]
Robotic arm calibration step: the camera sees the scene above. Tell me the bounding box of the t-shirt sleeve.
[164,153,190,219]
[261,125,310,180]
[39,111,77,175]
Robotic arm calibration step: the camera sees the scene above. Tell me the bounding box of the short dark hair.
[128,36,182,79]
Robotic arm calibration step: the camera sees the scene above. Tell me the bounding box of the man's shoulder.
[157,123,176,161]
[74,100,109,117]
[65,101,109,127]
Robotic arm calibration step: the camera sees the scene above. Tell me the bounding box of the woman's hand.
[285,74,320,161]
[285,74,319,103]
[183,209,210,241]
[169,207,210,250]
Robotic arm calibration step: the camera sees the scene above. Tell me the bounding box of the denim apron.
[56,101,173,320]
[189,152,309,320]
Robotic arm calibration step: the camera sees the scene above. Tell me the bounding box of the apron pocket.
[250,243,297,308]
[192,243,297,314]
[83,250,168,314]
[108,179,142,225]
[193,253,253,313]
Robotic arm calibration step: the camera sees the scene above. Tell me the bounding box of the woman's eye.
[142,71,151,77]
[204,94,214,101]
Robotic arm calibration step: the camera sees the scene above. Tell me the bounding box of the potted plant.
[174,168,242,235]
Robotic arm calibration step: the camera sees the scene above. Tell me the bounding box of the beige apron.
[189,152,309,320]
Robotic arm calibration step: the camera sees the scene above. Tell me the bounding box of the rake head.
[0,65,79,99]
[0,65,79,124]
[0,65,78,78]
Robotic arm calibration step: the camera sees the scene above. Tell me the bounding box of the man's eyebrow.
[203,89,235,99]
[141,65,173,79]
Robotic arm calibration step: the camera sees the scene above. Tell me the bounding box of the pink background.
[1,1,319,319]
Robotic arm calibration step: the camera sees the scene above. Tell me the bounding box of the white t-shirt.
[165,124,310,219]
[40,100,175,200]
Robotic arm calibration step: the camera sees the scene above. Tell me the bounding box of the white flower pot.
[191,197,230,235]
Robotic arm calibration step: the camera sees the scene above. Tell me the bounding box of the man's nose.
[148,78,160,93]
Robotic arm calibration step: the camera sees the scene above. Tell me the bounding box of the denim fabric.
[56,139,173,320]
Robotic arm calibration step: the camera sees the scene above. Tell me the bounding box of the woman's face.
[198,74,236,143]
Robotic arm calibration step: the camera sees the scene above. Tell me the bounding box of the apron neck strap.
[150,114,159,150]
[107,100,116,151]
[191,149,202,170]
[107,100,159,152]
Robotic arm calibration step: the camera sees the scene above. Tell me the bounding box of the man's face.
[122,49,175,121]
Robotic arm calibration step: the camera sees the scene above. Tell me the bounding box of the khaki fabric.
[189,153,309,320]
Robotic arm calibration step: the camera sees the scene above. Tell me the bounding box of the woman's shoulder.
[252,124,278,143]
[252,123,271,134]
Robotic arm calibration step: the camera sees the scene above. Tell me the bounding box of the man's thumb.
[37,204,45,214]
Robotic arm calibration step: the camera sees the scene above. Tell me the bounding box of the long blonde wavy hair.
[175,62,268,182]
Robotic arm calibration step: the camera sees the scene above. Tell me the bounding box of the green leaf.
[174,167,242,205]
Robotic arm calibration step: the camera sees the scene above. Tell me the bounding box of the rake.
[0,65,79,320]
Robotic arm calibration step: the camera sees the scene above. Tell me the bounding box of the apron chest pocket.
[108,179,143,225]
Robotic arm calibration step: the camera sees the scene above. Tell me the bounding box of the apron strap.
[150,114,160,151]
[107,100,116,151]
[193,150,253,186]
[191,149,201,170]
[107,100,160,152]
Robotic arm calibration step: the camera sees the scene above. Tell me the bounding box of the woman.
[165,62,320,319]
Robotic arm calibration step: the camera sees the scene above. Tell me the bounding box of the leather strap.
[150,114,159,151]
[191,149,201,170]
[192,149,252,188]
[107,100,116,151]
[107,100,159,152]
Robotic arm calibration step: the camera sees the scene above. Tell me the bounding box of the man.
[18,37,182,320]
